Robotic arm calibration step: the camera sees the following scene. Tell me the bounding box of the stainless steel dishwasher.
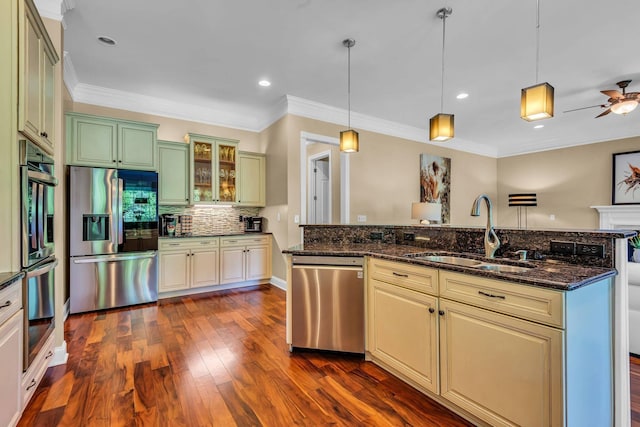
[290,255,364,354]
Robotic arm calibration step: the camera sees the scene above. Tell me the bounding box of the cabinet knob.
[428,307,435,314]
[118,160,123,163]
[438,310,445,316]
[113,160,117,163]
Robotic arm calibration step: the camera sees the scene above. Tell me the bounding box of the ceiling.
[51,0,640,157]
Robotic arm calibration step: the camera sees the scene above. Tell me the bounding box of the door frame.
[308,151,332,224]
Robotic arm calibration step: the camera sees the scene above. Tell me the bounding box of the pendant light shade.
[429,7,454,142]
[429,113,454,141]
[340,38,359,153]
[340,129,359,153]
[520,0,554,121]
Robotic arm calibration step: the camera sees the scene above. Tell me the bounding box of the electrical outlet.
[550,240,576,255]
[403,232,415,242]
[357,215,367,222]
[369,232,383,241]
[576,243,605,258]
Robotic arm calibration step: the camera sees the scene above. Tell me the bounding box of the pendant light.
[340,38,359,153]
[429,7,454,142]
[520,0,554,121]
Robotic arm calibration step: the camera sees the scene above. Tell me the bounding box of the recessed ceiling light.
[258,80,271,87]
[98,36,117,46]
[456,92,469,99]
[534,124,544,129]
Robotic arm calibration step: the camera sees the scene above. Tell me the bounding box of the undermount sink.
[474,264,532,274]
[412,255,483,267]
[409,254,533,274]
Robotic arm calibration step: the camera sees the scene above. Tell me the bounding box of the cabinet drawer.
[0,280,22,326]
[159,237,219,251]
[368,258,438,295]
[439,270,564,328]
[22,331,54,407]
[221,235,270,247]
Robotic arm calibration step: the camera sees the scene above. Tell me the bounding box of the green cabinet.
[66,112,158,170]
[186,133,238,204]
[158,140,190,205]
[237,152,266,207]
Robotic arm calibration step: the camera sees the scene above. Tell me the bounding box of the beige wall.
[497,136,640,229]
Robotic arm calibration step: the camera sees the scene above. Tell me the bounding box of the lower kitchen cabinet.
[0,310,23,427]
[22,331,54,409]
[369,278,439,394]
[367,259,614,427]
[159,238,219,292]
[220,235,271,284]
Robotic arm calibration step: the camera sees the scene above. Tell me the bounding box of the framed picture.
[420,154,451,223]
[613,150,640,205]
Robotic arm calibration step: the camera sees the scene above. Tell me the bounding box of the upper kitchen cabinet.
[66,112,159,171]
[186,133,238,204]
[237,152,266,207]
[18,0,59,154]
[158,140,189,205]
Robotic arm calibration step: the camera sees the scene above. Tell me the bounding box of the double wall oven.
[20,140,58,370]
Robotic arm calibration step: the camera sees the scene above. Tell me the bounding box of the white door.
[309,156,331,224]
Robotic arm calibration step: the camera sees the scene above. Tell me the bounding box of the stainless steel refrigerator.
[68,166,159,313]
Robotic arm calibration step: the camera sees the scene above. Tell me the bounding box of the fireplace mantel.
[592,205,640,229]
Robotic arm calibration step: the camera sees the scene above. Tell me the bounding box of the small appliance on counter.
[244,216,263,232]
[160,214,177,236]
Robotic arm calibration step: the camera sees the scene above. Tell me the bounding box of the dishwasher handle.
[292,264,363,272]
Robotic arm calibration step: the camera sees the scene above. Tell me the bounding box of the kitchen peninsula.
[285,224,633,427]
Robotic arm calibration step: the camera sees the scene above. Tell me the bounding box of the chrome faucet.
[470,194,500,258]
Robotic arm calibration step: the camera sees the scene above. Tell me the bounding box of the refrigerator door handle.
[72,251,157,264]
[118,178,124,245]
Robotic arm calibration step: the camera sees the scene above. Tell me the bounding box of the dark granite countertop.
[0,271,24,292]
[160,232,271,239]
[283,243,616,291]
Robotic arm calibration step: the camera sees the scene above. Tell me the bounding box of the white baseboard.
[158,280,269,299]
[270,275,287,291]
[49,340,68,367]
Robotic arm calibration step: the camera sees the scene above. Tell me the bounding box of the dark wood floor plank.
[20,284,638,426]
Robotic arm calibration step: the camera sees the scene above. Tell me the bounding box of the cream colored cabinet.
[237,152,266,207]
[0,278,23,427]
[18,0,59,153]
[367,261,613,427]
[187,133,238,204]
[220,235,271,284]
[66,113,158,170]
[158,141,190,205]
[369,278,439,394]
[439,298,563,427]
[159,238,219,293]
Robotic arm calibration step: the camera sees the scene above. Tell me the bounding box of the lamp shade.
[340,129,359,153]
[611,99,638,115]
[429,113,454,141]
[521,82,554,121]
[508,193,537,207]
[411,202,442,223]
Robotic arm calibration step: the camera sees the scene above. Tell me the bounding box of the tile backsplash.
[159,205,260,235]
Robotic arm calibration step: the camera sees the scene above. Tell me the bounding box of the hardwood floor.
[18,285,473,426]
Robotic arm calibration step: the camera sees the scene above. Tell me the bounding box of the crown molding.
[285,95,498,158]
[62,51,79,93]
[34,0,63,21]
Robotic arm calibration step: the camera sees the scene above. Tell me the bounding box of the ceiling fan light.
[610,99,638,115]
[521,82,554,121]
[429,113,454,141]
[340,129,359,152]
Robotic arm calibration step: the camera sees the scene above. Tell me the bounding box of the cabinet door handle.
[112,160,117,163]
[438,310,445,316]
[392,272,409,278]
[428,307,435,314]
[26,379,37,391]
[45,350,53,359]
[478,291,506,300]
[0,300,11,309]
[168,243,179,246]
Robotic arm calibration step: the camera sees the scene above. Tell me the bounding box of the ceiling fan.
[564,80,640,118]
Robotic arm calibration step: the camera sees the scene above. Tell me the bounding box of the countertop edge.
[0,271,25,292]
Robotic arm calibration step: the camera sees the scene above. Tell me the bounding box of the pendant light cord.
[535,0,540,84]
[440,11,446,112]
[348,44,352,129]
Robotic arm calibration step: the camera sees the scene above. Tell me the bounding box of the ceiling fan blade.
[595,108,612,118]
[601,89,624,99]
[563,104,606,113]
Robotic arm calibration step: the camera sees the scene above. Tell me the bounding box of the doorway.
[308,152,331,224]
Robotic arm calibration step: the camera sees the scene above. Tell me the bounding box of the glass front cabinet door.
[187,133,238,204]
